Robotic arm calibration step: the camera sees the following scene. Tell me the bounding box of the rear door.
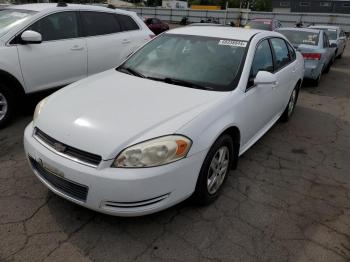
[322,32,333,65]
[17,11,87,92]
[116,13,150,54]
[80,11,131,76]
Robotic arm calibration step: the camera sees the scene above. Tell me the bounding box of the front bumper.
[24,122,206,216]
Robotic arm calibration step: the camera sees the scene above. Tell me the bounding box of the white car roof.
[278,27,321,34]
[310,25,340,30]
[167,26,279,41]
[8,3,133,15]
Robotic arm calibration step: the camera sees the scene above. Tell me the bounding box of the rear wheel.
[324,56,334,73]
[280,85,299,122]
[192,134,235,205]
[312,72,322,87]
[0,84,14,128]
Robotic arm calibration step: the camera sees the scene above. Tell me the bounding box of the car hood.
[36,70,227,160]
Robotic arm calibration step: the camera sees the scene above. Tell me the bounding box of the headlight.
[112,135,192,168]
[33,97,47,122]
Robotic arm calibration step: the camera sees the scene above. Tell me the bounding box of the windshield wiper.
[147,77,213,91]
[116,67,145,78]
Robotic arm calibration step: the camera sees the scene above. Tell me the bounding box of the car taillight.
[149,34,155,39]
[302,53,321,60]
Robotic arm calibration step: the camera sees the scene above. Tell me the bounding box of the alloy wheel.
[288,89,297,117]
[207,146,230,195]
[0,92,8,121]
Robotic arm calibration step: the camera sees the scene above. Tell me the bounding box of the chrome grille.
[34,128,102,168]
[29,156,88,202]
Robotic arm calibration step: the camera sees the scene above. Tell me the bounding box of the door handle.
[71,45,84,51]
[272,81,279,88]
[122,39,131,44]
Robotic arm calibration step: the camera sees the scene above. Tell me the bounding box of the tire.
[192,134,236,205]
[324,57,334,74]
[280,84,299,122]
[0,84,14,128]
[312,73,321,87]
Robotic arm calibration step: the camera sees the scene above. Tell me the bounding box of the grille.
[29,156,88,202]
[34,128,102,167]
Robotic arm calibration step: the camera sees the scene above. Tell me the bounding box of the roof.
[167,26,264,41]
[8,3,130,13]
[278,27,321,33]
[309,25,340,29]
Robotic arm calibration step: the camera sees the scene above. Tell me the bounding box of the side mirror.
[254,71,278,86]
[330,43,337,48]
[21,30,42,44]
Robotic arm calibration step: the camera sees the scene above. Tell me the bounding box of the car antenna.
[107,4,116,9]
[57,1,68,7]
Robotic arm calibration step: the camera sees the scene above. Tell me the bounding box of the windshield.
[316,28,337,40]
[119,34,248,91]
[0,9,36,38]
[246,20,271,30]
[278,30,319,46]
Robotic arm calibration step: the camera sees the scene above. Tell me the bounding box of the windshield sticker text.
[218,40,247,47]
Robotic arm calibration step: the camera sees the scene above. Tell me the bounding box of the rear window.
[278,30,319,46]
[81,11,121,37]
[116,14,139,31]
[320,28,337,40]
[245,20,271,31]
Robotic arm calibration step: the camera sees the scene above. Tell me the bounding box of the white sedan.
[24,26,304,216]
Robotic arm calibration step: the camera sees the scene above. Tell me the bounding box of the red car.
[245,19,282,31]
[144,18,169,35]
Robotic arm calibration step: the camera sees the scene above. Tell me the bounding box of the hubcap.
[207,146,230,195]
[0,92,8,121]
[288,89,297,116]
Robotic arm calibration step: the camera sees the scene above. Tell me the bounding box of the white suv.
[0,3,153,127]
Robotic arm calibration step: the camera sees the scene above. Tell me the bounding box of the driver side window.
[250,39,274,79]
[28,11,79,42]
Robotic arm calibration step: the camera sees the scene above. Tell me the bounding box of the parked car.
[278,27,336,86]
[245,19,282,31]
[24,27,304,216]
[0,3,154,128]
[144,17,169,35]
[200,17,220,24]
[309,25,347,58]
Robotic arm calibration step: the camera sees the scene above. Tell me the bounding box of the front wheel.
[280,85,299,122]
[0,84,14,128]
[192,135,235,205]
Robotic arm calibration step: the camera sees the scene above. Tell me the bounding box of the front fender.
[0,45,26,92]
[178,93,242,157]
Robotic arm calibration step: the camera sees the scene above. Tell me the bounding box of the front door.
[17,11,87,92]
[238,39,278,147]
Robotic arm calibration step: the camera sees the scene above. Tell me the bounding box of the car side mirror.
[254,71,278,86]
[21,30,42,44]
[330,43,337,48]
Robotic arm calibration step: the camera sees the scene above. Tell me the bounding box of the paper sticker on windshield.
[218,40,247,47]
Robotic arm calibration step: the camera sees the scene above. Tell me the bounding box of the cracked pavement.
[1,45,350,262]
